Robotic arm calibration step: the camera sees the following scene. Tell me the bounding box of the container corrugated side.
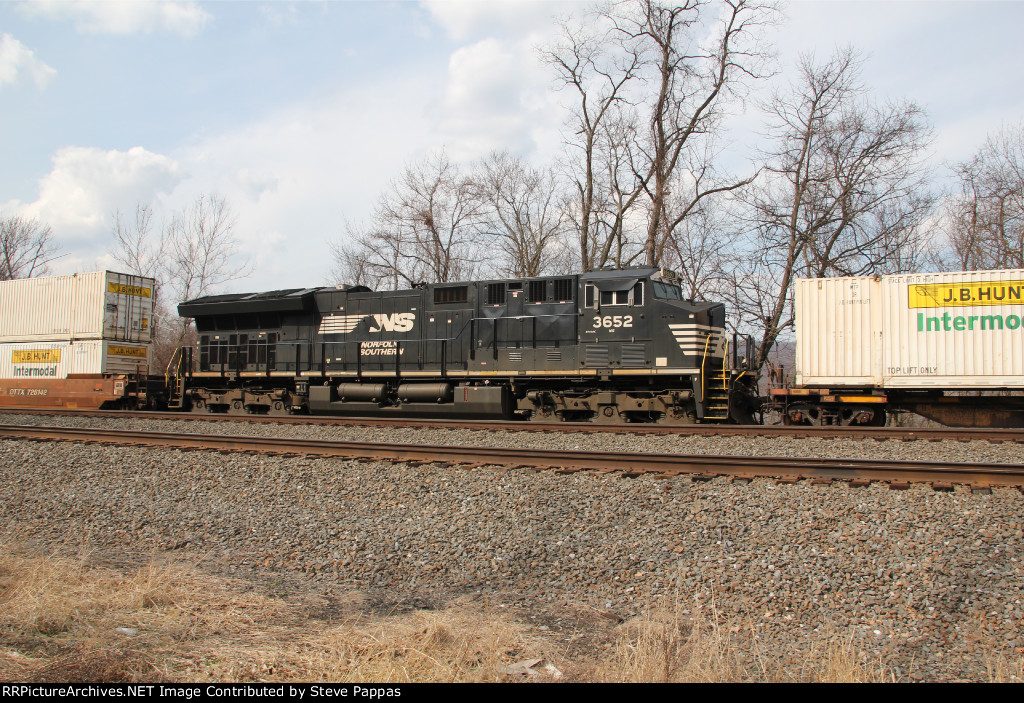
[795,276,881,386]
[795,269,1024,389]
[0,271,154,343]
[0,340,150,379]
[881,270,1024,388]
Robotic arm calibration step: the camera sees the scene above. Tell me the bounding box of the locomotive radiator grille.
[621,344,646,367]
[584,345,610,367]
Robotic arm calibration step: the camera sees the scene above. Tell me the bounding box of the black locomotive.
[174,268,758,424]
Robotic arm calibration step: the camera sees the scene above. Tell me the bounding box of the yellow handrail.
[721,337,730,391]
[164,348,185,405]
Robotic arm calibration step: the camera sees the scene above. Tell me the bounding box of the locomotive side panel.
[179,268,751,423]
[473,277,578,375]
[315,288,426,375]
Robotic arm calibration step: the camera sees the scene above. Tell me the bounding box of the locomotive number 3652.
[593,315,634,328]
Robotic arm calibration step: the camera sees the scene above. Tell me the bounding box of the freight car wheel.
[834,405,887,426]
[782,403,817,426]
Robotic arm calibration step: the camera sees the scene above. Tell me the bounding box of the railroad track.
[2,407,1024,443]
[2,423,1022,491]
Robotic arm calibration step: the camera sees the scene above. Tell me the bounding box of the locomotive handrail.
[697,332,713,405]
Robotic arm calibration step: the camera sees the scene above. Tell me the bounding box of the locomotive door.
[500,284,526,347]
[426,309,468,372]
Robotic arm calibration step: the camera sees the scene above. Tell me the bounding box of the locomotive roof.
[580,267,661,280]
[178,287,321,317]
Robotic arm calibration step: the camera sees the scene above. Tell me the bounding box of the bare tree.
[111,204,176,367]
[331,153,485,289]
[544,0,776,272]
[660,195,735,301]
[474,151,570,278]
[936,122,1024,270]
[111,204,162,279]
[165,194,249,306]
[110,194,251,365]
[610,0,775,267]
[734,48,933,370]
[328,235,382,289]
[544,11,644,272]
[0,215,62,280]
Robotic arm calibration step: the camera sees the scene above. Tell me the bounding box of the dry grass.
[583,597,896,683]
[0,545,554,683]
[986,653,1024,683]
[0,544,1005,683]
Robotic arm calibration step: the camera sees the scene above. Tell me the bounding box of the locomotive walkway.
[2,423,1022,491]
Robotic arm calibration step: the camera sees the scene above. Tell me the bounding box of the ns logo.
[368,312,415,333]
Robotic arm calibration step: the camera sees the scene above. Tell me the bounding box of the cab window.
[652,281,683,300]
[598,281,643,307]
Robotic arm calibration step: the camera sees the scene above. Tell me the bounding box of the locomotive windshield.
[651,280,683,300]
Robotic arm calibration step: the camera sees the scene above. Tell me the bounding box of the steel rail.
[2,424,1022,489]
[2,407,1023,443]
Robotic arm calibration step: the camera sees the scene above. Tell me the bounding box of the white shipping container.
[795,269,1024,389]
[0,340,150,379]
[0,271,154,343]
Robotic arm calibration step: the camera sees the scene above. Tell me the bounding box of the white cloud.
[157,79,444,290]
[18,0,211,37]
[259,2,301,29]
[422,0,568,41]
[15,146,182,240]
[0,33,56,90]
[433,36,563,160]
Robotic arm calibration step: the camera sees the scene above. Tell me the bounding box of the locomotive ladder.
[165,348,188,410]
[701,335,731,421]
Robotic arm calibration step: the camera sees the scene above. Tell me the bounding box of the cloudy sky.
[2,0,1023,293]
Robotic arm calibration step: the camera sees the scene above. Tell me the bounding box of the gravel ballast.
[1,416,1023,682]
[4,412,1024,464]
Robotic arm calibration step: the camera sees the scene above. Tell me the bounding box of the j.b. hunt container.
[795,269,1024,389]
[0,339,150,408]
[0,340,150,378]
[0,270,154,343]
[0,271,154,408]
